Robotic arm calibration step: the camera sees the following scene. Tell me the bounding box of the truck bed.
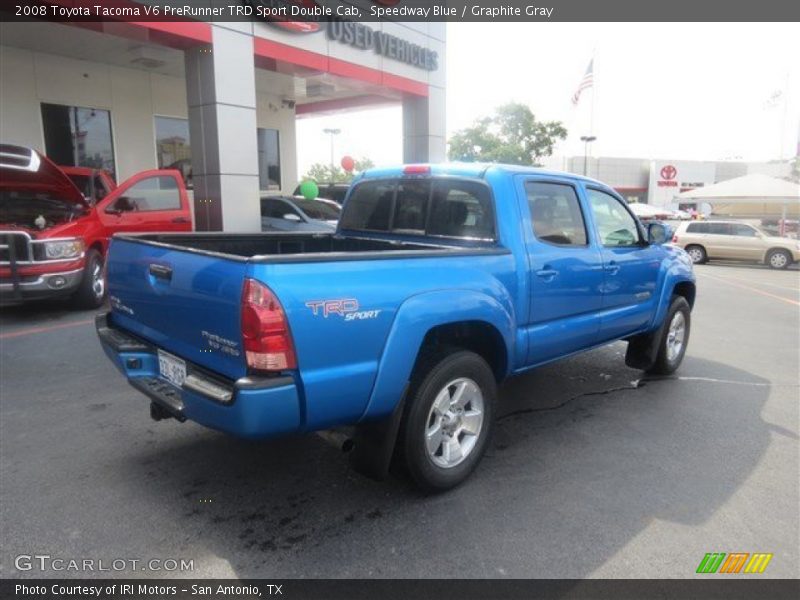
[116,232,504,263]
[105,232,512,390]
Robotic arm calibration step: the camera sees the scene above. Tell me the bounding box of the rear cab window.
[339,177,495,242]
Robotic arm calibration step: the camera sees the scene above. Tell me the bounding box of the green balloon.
[299,180,318,200]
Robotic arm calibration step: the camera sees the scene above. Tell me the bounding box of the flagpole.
[588,50,596,178]
[589,51,596,138]
[780,71,789,160]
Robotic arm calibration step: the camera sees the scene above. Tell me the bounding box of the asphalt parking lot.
[1,262,798,579]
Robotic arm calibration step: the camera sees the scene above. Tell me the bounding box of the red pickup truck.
[0,144,192,308]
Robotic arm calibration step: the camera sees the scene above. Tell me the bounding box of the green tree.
[302,158,374,183]
[448,102,567,166]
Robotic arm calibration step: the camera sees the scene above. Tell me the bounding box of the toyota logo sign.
[660,165,677,180]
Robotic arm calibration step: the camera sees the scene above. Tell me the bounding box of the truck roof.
[357,162,605,187]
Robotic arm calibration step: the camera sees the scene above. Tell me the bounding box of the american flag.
[571,59,594,106]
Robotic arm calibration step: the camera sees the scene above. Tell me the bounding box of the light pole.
[580,135,596,176]
[322,127,341,179]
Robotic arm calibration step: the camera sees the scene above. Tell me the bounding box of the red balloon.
[341,155,355,172]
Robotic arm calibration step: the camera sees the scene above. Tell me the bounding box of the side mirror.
[283,213,302,222]
[104,205,121,215]
[647,222,671,245]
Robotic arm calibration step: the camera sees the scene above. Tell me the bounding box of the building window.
[155,116,192,188]
[41,103,115,179]
[258,128,281,190]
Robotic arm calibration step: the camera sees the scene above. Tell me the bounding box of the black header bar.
[3,0,800,23]
[3,579,800,600]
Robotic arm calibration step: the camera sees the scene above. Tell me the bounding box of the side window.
[260,199,277,218]
[111,176,180,213]
[525,181,587,246]
[708,223,731,235]
[393,180,430,233]
[329,187,348,205]
[276,201,301,221]
[429,180,495,239]
[686,222,708,233]
[732,224,757,237]
[262,199,297,220]
[587,189,641,247]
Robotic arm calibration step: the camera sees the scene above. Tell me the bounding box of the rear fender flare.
[359,289,515,422]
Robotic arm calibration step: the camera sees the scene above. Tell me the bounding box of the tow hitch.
[150,401,175,422]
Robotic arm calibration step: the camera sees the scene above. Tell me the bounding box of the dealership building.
[0,16,445,231]
[546,155,794,215]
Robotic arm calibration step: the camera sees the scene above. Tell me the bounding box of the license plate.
[158,349,186,388]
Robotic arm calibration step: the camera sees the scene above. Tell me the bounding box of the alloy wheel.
[424,377,485,469]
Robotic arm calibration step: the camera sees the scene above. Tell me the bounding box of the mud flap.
[625,321,665,370]
[349,390,407,481]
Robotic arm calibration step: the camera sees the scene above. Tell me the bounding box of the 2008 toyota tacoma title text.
[97,163,696,491]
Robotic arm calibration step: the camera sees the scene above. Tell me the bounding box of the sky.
[296,22,799,178]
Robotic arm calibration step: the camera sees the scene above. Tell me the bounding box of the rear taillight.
[241,279,297,372]
[403,164,431,175]
[672,235,679,243]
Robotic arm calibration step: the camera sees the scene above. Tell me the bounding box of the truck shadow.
[113,345,778,578]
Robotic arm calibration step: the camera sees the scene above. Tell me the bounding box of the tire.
[767,249,791,270]
[72,249,106,309]
[685,245,707,264]
[647,296,691,375]
[400,349,496,493]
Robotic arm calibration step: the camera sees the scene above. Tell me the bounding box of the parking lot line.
[0,318,94,340]
[698,272,800,307]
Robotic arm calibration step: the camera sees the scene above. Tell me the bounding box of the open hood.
[0,144,89,208]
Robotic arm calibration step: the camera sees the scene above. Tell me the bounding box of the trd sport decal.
[306,299,381,321]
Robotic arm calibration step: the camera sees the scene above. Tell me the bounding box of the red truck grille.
[0,232,33,264]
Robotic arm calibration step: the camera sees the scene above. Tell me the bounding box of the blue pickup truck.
[97,163,696,491]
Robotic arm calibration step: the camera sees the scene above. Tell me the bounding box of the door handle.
[171,217,190,224]
[604,261,620,275]
[535,268,558,280]
[148,263,173,282]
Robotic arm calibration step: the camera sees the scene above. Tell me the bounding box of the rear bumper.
[96,312,302,439]
[0,267,83,305]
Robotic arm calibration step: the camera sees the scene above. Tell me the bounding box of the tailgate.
[106,237,248,380]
